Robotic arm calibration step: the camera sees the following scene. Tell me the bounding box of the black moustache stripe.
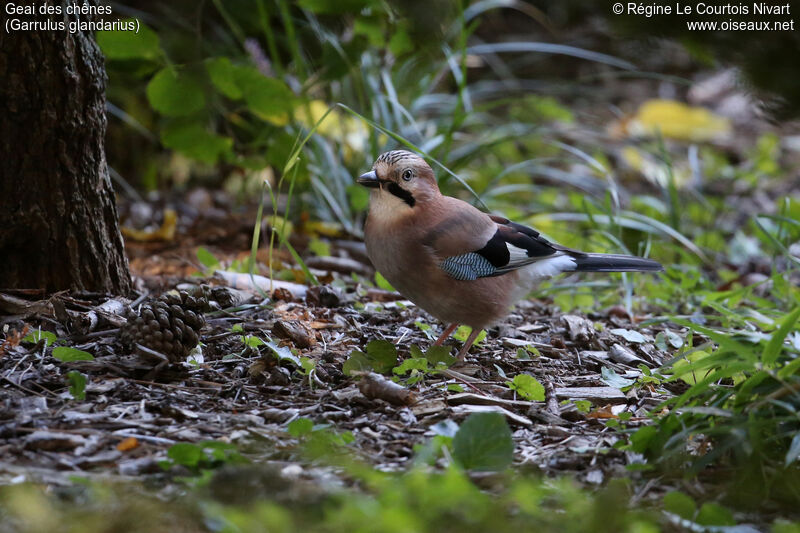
[386,182,415,207]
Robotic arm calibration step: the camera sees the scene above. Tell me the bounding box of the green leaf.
[374,271,395,292]
[266,341,301,366]
[300,357,316,375]
[243,335,266,348]
[287,417,314,438]
[66,371,87,401]
[161,121,232,165]
[663,491,696,520]
[343,351,371,376]
[629,425,658,453]
[363,340,398,373]
[52,347,94,362]
[393,358,428,376]
[22,329,57,347]
[763,306,800,366]
[200,441,242,464]
[233,67,295,123]
[600,367,635,389]
[696,503,736,526]
[308,238,331,257]
[453,326,486,345]
[425,345,455,368]
[507,374,545,401]
[167,443,203,468]
[388,27,413,56]
[146,68,205,117]
[97,21,161,60]
[452,412,514,471]
[573,400,592,413]
[196,246,220,269]
[205,57,243,99]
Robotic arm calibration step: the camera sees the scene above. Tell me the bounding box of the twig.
[544,379,560,416]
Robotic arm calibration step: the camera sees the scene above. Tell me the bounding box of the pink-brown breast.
[364,196,521,329]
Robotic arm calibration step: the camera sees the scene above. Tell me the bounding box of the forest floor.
[0,199,714,524]
[0,214,675,486]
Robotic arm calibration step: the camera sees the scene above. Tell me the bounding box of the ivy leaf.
[147,68,205,117]
[452,412,514,471]
[52,347,94,362]
[506,374,544,401]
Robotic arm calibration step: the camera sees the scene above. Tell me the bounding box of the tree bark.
[0,8,132,295]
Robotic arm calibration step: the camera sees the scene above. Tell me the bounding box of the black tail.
[573,253,663,273]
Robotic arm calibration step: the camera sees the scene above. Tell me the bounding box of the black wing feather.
[439,216,579,280]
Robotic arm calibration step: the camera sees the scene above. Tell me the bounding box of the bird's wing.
[422,200,581,281]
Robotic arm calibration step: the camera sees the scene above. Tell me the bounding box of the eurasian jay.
[358,150,663,360]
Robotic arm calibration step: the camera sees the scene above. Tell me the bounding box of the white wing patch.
[520,254,577,280]
[506,243,530,266]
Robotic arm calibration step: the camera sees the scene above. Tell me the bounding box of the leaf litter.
[0,225,679,506]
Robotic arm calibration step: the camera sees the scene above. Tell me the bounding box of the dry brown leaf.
[116,436,139,452]
[586,405,619,419]
[357,372,416,406]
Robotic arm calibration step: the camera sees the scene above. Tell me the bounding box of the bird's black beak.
[357,170,380,188]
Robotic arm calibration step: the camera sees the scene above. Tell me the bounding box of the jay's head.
[357,150,440,210]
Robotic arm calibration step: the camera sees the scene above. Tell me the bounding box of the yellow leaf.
[121,209,177,242]
[617,99,731,142]
[302,220,346,238]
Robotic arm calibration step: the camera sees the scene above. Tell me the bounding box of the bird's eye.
[402,169,413,181]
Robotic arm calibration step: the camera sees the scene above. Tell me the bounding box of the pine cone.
[119,295,205,363]
[158,289,213,313]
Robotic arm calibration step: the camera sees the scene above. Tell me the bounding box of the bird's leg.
[433,323,458,346]
[455,328,483,361]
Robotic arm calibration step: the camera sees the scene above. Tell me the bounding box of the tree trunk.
[0,8,132,295]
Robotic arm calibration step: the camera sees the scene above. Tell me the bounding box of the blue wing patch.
[440,253,497,281]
